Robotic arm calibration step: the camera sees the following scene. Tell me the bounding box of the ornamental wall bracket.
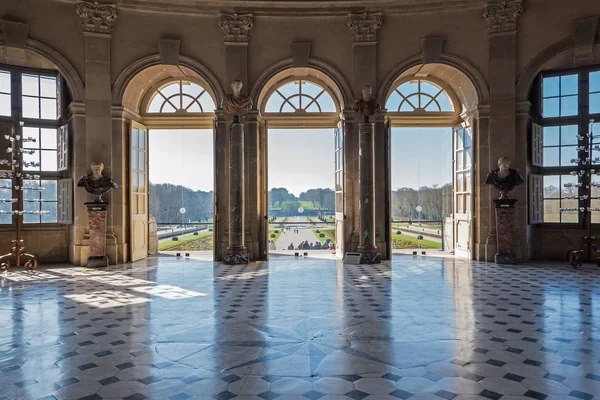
[218,13,254,43]
[76,1,117,35]
[483,0,523,35]
[347,12,383,43]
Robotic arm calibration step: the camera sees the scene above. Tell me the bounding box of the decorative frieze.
[483,0,523,34]
[76,1,117,35]
[219,13,253,43]
[347,12,383,43]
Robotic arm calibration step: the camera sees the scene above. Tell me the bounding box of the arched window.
[264,80,336,113]
[386,79,455,113]
[146,81,215,114]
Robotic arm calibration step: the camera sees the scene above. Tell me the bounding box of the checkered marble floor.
[1,256,600,400]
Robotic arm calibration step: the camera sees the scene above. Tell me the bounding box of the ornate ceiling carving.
[483,0,523,34]
[219,13,254,43]
[76,1,117,34]
[348,13,383,43]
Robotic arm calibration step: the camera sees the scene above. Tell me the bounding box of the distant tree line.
[392,184,451,221]
[269,187,335,210]
[150,182,213,223]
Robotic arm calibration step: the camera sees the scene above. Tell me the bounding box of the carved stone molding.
[218,13,253,43]
[483,0,523,34]
[347,12,383,43]
[76,1,117,35]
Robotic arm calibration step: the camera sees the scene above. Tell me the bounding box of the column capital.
[76,1,117,35]
[218,13,253,43]
[347,12,383,43]
[483,0,523,35]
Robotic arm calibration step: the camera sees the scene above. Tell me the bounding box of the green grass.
[313,229,335,244]
[268,229,283,242]
[159,231,213,251]
[392,232,442,249]
[392,222,442,231]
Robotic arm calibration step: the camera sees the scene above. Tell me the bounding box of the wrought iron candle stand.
[565,120,600,268]
[0,123,46,272]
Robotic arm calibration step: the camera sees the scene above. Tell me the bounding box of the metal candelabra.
[564,120,600,268]
[0,122,46,272]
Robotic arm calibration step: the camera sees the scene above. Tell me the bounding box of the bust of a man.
[221,80,253,118]
[77,162,119,203]
[485,156,524,199]
[353,85,382,122]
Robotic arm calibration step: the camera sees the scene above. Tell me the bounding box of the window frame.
[0,64,67,227]
[532,65,600,226]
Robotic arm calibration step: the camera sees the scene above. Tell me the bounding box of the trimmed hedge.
[193,231,199,236]
[172,236,179,241]
[396,231,402,235]
[319,233,325,238]
[270,233,276,238]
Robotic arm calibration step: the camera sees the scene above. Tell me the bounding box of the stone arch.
[250,58,353,112]
[0,35,85,102]
[378,53,490,113]
[516,34,600,102]
[112,54,224,114]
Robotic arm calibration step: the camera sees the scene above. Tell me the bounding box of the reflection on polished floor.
[1,257,599,400]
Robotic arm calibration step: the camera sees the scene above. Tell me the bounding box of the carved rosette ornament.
[219,13,253,43]
[483,0,523,34]
[76,1,117,34]
[347,12,383,43]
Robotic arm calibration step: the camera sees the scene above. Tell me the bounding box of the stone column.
[342,109,359,253]
[483,0,524,261]
[358,121,381,264]
[85,202,108,268]
[224,119,248,264]
[214,110,228,261]
[493,199,517,263]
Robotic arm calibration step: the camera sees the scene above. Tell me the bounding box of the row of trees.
[149,183,214,223]
[391,184,451,221]
[269,187,335,210]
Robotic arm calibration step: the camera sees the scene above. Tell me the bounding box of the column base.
[358,246,381,264]
[87,255,109,268]
[224,248,249,265]
[495,252,516,264]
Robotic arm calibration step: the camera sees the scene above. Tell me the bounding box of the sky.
[148,127,454,195]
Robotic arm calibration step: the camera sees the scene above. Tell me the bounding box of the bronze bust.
[485,157,524,199]
[221,80,253,118]
[77,162,119,203]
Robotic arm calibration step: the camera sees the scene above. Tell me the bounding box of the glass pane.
[561,199,578,222]
[139,130,145,149]
[560,95,578,116]
[561,74,578,96]
[41,150,57,171]
[180,95,194,110]
[543,97,559,118]
[265,94,284,113]
[23,127,40,145]
[543,147,559,167]
[22,74,39,96]
[561,125,578,145]
[0,93,10,116]
[590,93,600,115]
[139,172,145,190]
[465,171,471,192]
[132,128,139,148]
[23,200,39,224]
[40,77,57,98]
[198,93,216,112]
[560,146,577,166]
[23,150,40,171]
[591,175,600,197]
[181,81,202,97]
[0,179,11,198]
[543,76,560,97]
[0,202,11,224]
[41,98,57,119]
[464,150,472,169]
[591,71,600,93]
[41,180,57,201]
[386,92,401,112]
[543,199,560,222]
[41,202,57,223]
[161,102,177,113]
[543,126,559,146]
[543,176,560,199]
[562,175,578,197]
[0,70,10,94]
[131,172,138,192]
[147,95,163,113]
[22,96,40,119]
[138,151,145,171]
[187,102,201,113]
[131,150,138,171]
[41,128,58,149]
[456,149,463,170]
[456,172,464,192]
[159,82,180,98]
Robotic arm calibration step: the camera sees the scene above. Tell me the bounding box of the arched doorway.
[381,62,483,259]
[117,63,220,262]
[254,65,351,259]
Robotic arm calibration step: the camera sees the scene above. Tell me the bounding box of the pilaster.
[214,110,229,261]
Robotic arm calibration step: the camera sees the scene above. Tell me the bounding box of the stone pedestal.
[357,121,381,264]
[85,202,109,268]
[493,198,517,264]
[224,120,249,264]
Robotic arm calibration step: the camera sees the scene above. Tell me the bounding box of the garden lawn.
[159,231,213,251]
[313,229,336,244]
[269,228,283,242]
[393,232,442,249]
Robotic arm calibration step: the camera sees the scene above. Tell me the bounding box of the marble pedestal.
[493,198,517,264]
[358,121,380,264]
[85,202,109,268]
[224,119,249,265]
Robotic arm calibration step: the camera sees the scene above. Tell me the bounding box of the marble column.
[85,202,108,268]
[358,121,381,264]
[224,119,248,264]
[493,199,517,264]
